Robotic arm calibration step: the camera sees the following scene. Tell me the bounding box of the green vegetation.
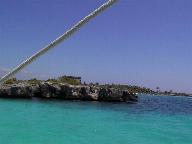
[46,79,58,84]
[3,76,81,86]
[58,76,81,85]
[27,78,41,85]
[98,84,154,94]
[5,78,17,85]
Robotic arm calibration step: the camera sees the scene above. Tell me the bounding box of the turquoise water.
[0,95,191,144]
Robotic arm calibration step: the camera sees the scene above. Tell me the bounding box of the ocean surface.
[0,95,191,144]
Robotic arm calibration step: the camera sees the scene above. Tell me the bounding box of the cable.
[0,0,118,86]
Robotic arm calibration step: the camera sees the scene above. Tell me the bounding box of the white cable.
[0,0,118,86]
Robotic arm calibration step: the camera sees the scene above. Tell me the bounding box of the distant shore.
[152,93,192,97]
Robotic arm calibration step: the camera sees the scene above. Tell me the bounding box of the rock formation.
[0,82,138,103]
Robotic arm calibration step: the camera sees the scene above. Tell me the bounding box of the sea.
[0,94,191,144]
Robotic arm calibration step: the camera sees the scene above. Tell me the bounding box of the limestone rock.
[0,82,138,103]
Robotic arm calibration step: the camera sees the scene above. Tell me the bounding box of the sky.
[0,0,192,93]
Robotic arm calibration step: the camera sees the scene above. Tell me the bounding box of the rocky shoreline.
[0,82,138,103]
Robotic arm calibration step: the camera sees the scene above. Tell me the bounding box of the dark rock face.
[59,84,73,99]
[122,91,138,103]
[39,83,60,98]
[0,84,32,98]
[31,85,41,97]
[98,88,122,102]
[79,87,98,101]
[0,82,138,103]
[98,88,138,102]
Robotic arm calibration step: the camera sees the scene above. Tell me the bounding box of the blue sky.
[0,0,192,93]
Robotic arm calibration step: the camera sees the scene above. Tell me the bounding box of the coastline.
[0,76,190,102]
[0,80,138,103]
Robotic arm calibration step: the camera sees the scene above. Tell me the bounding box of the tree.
[169,90,173,93]
[156,86,160,93]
